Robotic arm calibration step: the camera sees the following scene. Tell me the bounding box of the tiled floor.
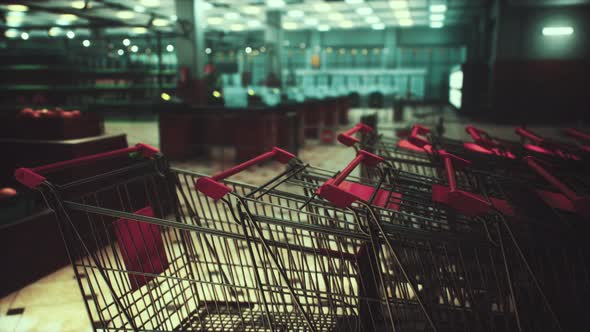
[1,107,586,332]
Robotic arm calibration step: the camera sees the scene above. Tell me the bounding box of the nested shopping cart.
[193,148,584,331]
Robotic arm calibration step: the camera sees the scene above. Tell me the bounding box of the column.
[265,10,283,87]
[175,0,206,80]
[383,28,397,68]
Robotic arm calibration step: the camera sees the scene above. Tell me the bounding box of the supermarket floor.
[0,106,585,332]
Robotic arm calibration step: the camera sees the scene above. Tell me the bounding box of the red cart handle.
[408,124,431,148]
[465,125,499,149]
[15,143,159,189]
[337,123,373,147]
[316,150,385,208]
[515,127,544,145]
[196,147,295,200]
[437,150,492,216]
[524,156,590,217]
[565,128,590,143]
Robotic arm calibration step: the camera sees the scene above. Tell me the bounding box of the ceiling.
[1,0,489,38]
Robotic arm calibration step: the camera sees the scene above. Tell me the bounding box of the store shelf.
[0,83,176,92]
[0,65,176,76]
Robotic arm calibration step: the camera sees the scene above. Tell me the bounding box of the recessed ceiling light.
[140,0,159,7]
[130,45,139,52]
[131,27,148,34]
[283,22,298,30]
[365,16,380,24]
[6,4,28,12]
[356,7,373,15]
[245,46,252,53]
[243,6,261,14]
[267,0,285,8]
[207,17,223,25]
[389,1,407,9]
[134,5,146,12]
[166,44,174,52]
[542,26,574,36]
[82,39,91,47]
[328,12,343,20]
[340,21,354,28]
[70,1,86,9]
[304,18,319,25]
[345,0,364,4]
[202,2,213,10]
[205,47,212,54]
[4,28,19,38]
[230,24,245,31]
[117,49,124,55]
[152,18,169,26]
[48,27,62,37]
[117,11,135,19]
[170,15,178,21]
[399,18,413,26]
[288,10,304,18]
[247,20,261,27]
[21,32,29,40]
[430,4,447,13]
[123,38,131,46]
[6,15,23,27]
[430,14,444,21]
[372,23,386,30]
[318,25,330,32]
[314,3,331,12]
[66,30,75,39]
[430,21,443,28]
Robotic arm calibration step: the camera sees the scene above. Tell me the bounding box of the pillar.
[265,10,283,87]
[175,0,206,80]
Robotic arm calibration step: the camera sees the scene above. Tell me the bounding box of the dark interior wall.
[489,3,590,123]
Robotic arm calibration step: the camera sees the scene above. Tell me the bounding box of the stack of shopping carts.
[14,122,590,331]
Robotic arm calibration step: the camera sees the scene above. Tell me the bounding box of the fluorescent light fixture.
[130,45,139,52]
[6,4,28,12]
[365,16,380,24]
[117,49,124,55]
[134,5,146,12]
[372,23,386,30]
[304,18,319,25]
[288,10,304,18]
[117,11,135,19]
[283,22,298,30]
[267,0,285,8]
[430,4,447,12]
[131,27,148,34]
[21,32,29,40]
[59,14,78,21]
[123,38,131,46]
[247,20,261,27]
[205,47,212,54]
[315,3,331,11]
[389,1,407,9]
[166,44,174,52]
[170,15,178,21]
[356,7,373,15]
[243,6,261,14]
[430,14,444,21]
[4,29,19,38]
[48,27,62,37]
[318,24,330,31]
[230,24,245,31]
[542,26,574,36]
[225,12,239,20]
[70,1,86,9]
[82,39,90,47]
[340,21,354,28]
[140,0,159,7]
[66,30,75,39]
[207,17,223,25]
[430,21,443,28]
[6,15,24,27]
[399,18,413,26]
[152,18,169,26]
[395,11,411,19]
[328,12,343,20]
[346,0,364,3]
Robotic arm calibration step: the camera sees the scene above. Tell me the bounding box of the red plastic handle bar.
[337,123,374,147]
[196,147,295,200]
[437,150,491,216]
[15,143,159,189]
[565,128,590,142]
[515,127,544,144]
[408,125,431,148]
[316,150,385,208]
[465,125,499,149]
